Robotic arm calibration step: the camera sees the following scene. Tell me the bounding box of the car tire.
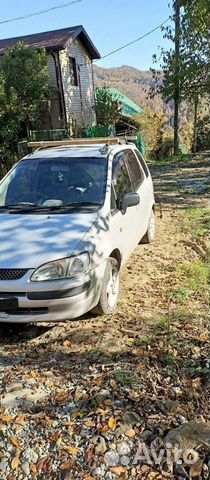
[92,257,120,315]
[140,209,155,244]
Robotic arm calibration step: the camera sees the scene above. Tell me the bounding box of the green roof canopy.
[107,87,144,118]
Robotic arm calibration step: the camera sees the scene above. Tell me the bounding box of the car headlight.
[30,253,90,282]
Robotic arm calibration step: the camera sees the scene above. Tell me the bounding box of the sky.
[0,0,172,71]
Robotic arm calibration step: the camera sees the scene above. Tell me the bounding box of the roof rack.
[27,136,137,150]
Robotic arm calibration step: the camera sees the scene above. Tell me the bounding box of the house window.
[69,57,78,86]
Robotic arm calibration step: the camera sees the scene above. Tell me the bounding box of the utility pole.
[174,0,180,154]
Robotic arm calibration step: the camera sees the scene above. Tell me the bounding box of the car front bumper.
[0,265,105,323]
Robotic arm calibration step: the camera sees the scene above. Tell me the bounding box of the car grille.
[0,269,28,281]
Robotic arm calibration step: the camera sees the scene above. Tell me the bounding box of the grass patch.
[169,259,209,303]
[114,369,139,386]
[135,336,151,346]
[155,316,169,332]
[181,207,209,237]
[149,153,191,168]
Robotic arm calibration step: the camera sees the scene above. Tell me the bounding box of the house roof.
[0,25,101,59]
[107,87,144,118]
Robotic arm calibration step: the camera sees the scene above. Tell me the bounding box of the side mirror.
[121,192,140,214]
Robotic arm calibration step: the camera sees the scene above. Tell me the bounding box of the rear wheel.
[140,209,155,244]
[92,257,120,315]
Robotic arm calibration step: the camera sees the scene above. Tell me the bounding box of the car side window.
[134,149,149,178]
[125,149,144,191]
[112,152,132,210]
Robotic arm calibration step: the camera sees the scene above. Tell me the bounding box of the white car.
[0,141,155,323]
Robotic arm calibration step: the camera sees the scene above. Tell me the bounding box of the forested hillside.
[94,65,196,147]
[93,65,173,118]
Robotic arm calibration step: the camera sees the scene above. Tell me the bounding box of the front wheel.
[140,209,155,244]
[92,258,120,315]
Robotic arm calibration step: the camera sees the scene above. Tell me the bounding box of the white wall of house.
[59,39,96,129]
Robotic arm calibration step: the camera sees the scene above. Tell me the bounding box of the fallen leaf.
[85,445,94,462]
[127,338,135,344]
[56,437,62,448]
[60,460,75,470]
[95,375,104,385]
[63,340,71,347]
[37,456,48,471]
[140,465,151,474]
[50,431,60,442]
[110,466,126,475]
[84,419,95,428]
[189,459,204,477]
[16,425,24,434]
[31,370,37,378]
[84,477,95,480]
[199,333,208,342]
[148,472,162,479]
[43,416,53,427]
[128,391,139,400]
[15,415,26,426]
[64,446,79,456]
[192,377,201,388]
[96,408,109,416]
[100,425,109,435]
[125,427,136,437]
[11,436,20,448]
[135,364,145,373]
[0,415,14,422]
[192,346,201,356]
[11,456,19,470]
[47,381,55,388]
[30,463,37,475]
[71,411,81,419]
[74,386,83,401]
[110,379,117,389]
[53,391,69,402]
[67,426,74,436]
[104,399,113,406]
[108,417,117,430]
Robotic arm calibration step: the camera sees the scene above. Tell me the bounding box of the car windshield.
[0,156,108,213]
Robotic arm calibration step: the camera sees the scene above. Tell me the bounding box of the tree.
[0,74,21,168]
[95,87,121,126]
[0,43,52,169]
[180,0,209,151]
[151,1,182,154]
[174,0,180,154]
[151,0,209,153]
[2,42,52,135]
[134,109,169,158]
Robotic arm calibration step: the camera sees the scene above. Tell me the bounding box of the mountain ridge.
[93,64,172,118]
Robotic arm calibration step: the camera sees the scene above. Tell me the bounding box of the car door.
[125,149,151,240]
[110,150,141,264]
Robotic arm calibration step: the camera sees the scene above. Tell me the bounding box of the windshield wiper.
[63,202,101,207]
[28,202,101,210]
[0,201,101,213]
[0,203,38,210]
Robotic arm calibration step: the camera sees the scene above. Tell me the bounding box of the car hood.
[0,212,98,269]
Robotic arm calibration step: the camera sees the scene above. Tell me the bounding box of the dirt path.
[0,153,209,480]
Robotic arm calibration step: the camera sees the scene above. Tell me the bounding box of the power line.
[78,17,170,67]
[0,0,82,25]
[100,17,170,60]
